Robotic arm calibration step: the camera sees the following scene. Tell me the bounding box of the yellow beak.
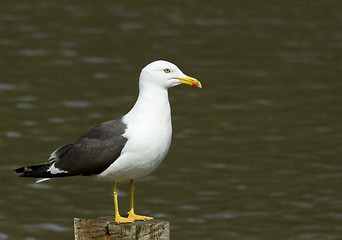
[176,75,202,88]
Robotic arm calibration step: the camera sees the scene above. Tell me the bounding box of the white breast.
[97,86,172,181]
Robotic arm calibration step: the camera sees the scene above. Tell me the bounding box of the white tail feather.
[36,178,50,183]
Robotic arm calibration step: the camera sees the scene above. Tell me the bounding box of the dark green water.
[1,1,341,239]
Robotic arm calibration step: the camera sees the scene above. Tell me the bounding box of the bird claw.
[128,211,153,221]
[115,215,134,223]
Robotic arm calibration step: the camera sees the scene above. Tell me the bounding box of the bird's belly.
[97,124,171,181]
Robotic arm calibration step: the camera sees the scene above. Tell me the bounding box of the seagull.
[14,60,202,223]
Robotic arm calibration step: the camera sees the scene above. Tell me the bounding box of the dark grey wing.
[78,119,127,141]
[54,119,128,176]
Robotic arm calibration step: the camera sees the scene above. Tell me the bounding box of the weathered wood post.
[74,216,170,240]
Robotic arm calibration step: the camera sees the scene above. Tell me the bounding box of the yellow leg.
[127,179,153,221]
[112,181,133,223]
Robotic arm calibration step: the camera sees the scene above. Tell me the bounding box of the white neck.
[124,84,171,124]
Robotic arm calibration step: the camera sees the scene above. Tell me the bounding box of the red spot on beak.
[192,84,197,87]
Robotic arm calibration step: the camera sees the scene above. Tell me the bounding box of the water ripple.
[0,233,8,240]
[186,218,205,223]
[49,117,65,123]
[27,183,52,190]
[0,39,19,46]
[120,22,144,30]
[20,49,47,56]
[179,204,200,211]
[5,131,22,138]
[212,103,246,110]
[94,72,110,79]
[18,25,37,32]
[60,49,77,57]
[58,41,76,48]
[0,83,14,90]
[88,112,103,119]
[84,56,108,63]
[21,120,36,126]
[205,210,271,220]
[25,223,70,232]
[16,102,35,109]
[63,100,89,108]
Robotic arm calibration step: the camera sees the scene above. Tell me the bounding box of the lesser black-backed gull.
[15,60,202,223]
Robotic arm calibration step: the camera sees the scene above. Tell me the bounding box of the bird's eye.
[164,68,171,73]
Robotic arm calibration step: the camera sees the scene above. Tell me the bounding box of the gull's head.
[139,60,202,90]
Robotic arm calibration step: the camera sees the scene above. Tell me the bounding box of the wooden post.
[74,216,170,240]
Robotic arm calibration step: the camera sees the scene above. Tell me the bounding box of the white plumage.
[98,61,176,181]
[15,60,202,223]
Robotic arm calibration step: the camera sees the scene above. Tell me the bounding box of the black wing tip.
[14,167,26,173]
[14,166,36,178]
[14,163,75,179]
[14,164,50,178]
